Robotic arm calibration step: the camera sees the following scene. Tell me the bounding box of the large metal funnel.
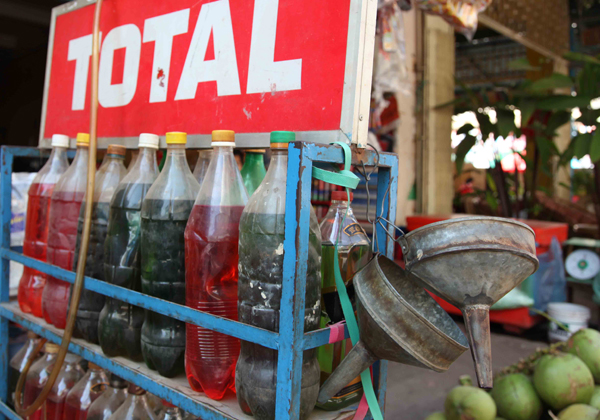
[399,216,538,389]
[317,255,469,404]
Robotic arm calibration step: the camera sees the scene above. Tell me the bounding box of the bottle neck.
[265,148,287,179]
[72,146,89,169]
[49,147,67,167]
[162,144,189,173]
[134,147,157,173]
[244,152,264,166]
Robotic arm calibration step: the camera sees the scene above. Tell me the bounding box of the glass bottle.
[99,134,160,360]
[317,191,371,410]
[72,144,127,343]
[63,362,109,420]
[141,132,199,377]
[9,331,41,408]
[236,132,322,419]
[192,148,212,186]
[86,374,128,420]
[18,134,70,317]
[185,130,248,399]
[108,384,157,420]
[240,149,266,195]
[45,353,85,420]
[23,342,59,420]
[42,132,90,329]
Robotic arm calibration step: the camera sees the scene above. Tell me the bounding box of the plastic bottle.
[8,331,41,408]
[42,132,90,329]
[86,374,128,420]
[108,384,157,420]
[99,134,160,360]
[192,148,212,186]
[184,130,248,399]
[141,132,200,377]
[23,342,59,420]
[317,191,371,410]
[236,132,322,419]
[63,362,108,420]
[45,353,85,420]
[18,134,70,316]
[240,149,266,195]
[157,402,185,420]
[72,144,127,343]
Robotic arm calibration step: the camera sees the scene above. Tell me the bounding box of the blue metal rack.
[0,143,398,420]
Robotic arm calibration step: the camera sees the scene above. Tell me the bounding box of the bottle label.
[343,223,365,237]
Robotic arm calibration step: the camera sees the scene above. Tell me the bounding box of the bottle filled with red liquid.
[18,134,69,316]
[45,353,84,420]
[42,133,90,329]
[63,362,108,420]
[23,342,59,420]
[184,130,248,400]
[8,331,41,409]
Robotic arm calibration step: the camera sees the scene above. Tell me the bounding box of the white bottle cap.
[51,134,69,148]
[138,133,159,149]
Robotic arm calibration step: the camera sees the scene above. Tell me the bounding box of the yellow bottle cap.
[76,133,90,146]
[212,130,235,146]
[166,132,187,145]
[45,343,60,353]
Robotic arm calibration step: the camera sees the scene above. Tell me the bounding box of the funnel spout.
[318,340,377,404]
[463,305,493,389]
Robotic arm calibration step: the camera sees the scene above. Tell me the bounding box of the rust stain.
[156,68,166,88]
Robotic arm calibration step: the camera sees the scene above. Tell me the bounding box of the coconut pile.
[424,328,600,420]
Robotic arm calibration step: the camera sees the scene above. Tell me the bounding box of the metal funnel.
[399,216,538,389]
[317,255,469,404]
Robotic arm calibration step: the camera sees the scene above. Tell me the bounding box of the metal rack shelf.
[0,143,399,420]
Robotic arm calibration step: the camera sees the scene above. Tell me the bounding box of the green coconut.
[491,373,542,420]
[533,353,594,411]
[425,412,447,420]
[557,403,599,420]
[567,329,600,383]
[445,386,497,420]
[590,386,600,410]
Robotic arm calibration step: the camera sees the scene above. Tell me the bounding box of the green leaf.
[476,112,494,140]
[496,109,516,138]
[528,73,574,92]
[574,133,592,159]
[508,58,541,71]
[559,138,577,166]
[564,51,600,65]
[536,95,592,110]
[535,136,553,165]
[485,190,499,211]
[455,134,477,175]
[577,108,600,126]
[590,130,600,163]
[545,110,572,134]
[457,123,475,135]
[519,100,536,127]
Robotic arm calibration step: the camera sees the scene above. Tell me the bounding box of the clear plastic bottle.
[141,132,200,377]
[45,353,85,420]
[23,342,59,420]
[240,149,266,195]
[192,148,212,186]
[63,362,109,420]
[317,191,371,410]
[236,132,322,419]
[99,134,160,360]
[9,331,41,408]
[42,132,90,329]
[108,385,157,420]
[157,402,185,420]
[72,144,127,343]
[86,374,128,420]
[18,134,70,317]
[184,130,248,399]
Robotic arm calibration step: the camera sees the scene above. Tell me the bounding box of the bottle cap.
[107,144,126,157]
[166,132,187,145]
[270,131,294,148]
[51,134,69,148]
[88,362,102,370]
[245,149,266,154]
[45,343,59,353]
[331,191,353,202]
[27,331,38,339]
[211,130,235,146]
[76,133,90,146]
[64,353,81,364]
[139,133,159,149]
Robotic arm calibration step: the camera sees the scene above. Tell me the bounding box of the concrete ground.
[384,320,547,419]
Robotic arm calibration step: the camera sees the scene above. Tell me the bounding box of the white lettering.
[68,34,102,111]
[143,9,190,103]
[175,0,240,99]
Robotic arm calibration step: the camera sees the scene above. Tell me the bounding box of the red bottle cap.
[331,191,353,202]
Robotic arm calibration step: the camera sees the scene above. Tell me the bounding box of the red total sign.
[41,0,359,145]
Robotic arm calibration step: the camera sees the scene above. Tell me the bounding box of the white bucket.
[547,302,591,342]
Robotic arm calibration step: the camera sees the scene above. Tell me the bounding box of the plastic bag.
[416,0,492,40]
[10,173,36,291]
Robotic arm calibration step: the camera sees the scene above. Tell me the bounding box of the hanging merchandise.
[22,342,59,420]
[317,191,371,411]
[73,144,127,343]
[240,149,266,196]
[108,384,158,420]
[416,0,492,40]
[42,132,90,329]
[237,131,322,419]
[86,374,128,420]
[185,130,248,400]
[45,353,85,420]
[192,148,213,187]
[141,132,200,377]
[8,331,41,408]
[99,134,160,361]
[18,134,69,317]
[63,362,109,420]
